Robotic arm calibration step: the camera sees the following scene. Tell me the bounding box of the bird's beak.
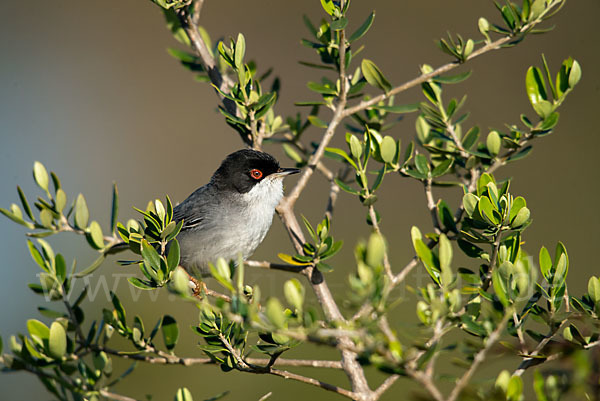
[274,167,301,177]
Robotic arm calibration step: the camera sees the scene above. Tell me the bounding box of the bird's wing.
[173,184,215,232]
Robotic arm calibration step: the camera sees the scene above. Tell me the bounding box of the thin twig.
[374,375,399,399]
[341,5,561,118]
[268,368,357,399]
[482,233,503,291]
[513,320,567,377]
[512,310,528,354]
[92,343,343,368]
[368,205,392,279]
[407,369,445,401]
[424,179,441,234]
[324,174,341,221]
[392,257,419,286]
[446,314,509,401]
[217,333,357,399]
[99,390,139,401]
[186,274,233,302]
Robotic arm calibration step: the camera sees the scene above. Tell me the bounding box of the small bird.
[172,149,300,277]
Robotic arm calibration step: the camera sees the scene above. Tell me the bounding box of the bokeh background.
[1,0,599,400]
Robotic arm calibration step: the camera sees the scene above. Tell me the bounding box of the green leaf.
[507,145,533,162]
[361,59,392,93]
[111,291,127,328]
[366,233,385,267]
[553,242,568,285]
[492,265,509,306]
[277,253,311,266]
[167,48,197,63]
[212,258,234,291]
[33,161,49,193]
[27,240,48,272]
[568,60,582,88]
[432,70,472,84]
[539,246,552,281]
[234,33,245,70]
[431,159,453,177]
[533,100,553,119]
[511,206,530,228]
[348,11,375,42]
[478,196,499,225]
[39,208,53,228]
[334,178,359,195]
[325,147,358,169]
[486,131,501,157]
[18,186,34,220]
[266,298,286,329]
[415,154,429,175]
[330,17,348,31]
[414,239,439,285]
[110,183,119,233]
[533,370,549,401]
[370,103,420,113]
[0,207,34,229]
[175,387,194,401]
[48,321,67,359]
[55,189,67,213]
[167,239,180,271]
[74,253,106,278]
[161,315,179,351]
[283,279,305,312]
[526,66,548,108]
[128,277,156,290]
[463,193,479,217]
[415,115,430,144]
[556,57,573,97]
[307,115,328,128]
[380,136,397,164]
[320,0,336,16]
[439,234,453,288]
[506,375,523,401]
[171,267,191,296]
[462,126,480,150]
[55,254,66,283]
[316,262,334,272]
[349,134,362,160]
[27,319,50,344]
[141,239,161,271]
[509,196,526,223]
[87,221,105,249]
[74,193,89,229]
[587,277,600,304]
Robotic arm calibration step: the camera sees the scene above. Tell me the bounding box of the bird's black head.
[211,149,300,193]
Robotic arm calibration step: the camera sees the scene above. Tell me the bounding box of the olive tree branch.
[89,343,343,368]
[368,205,392,279]
[406,369,445,401]
[446,314,510,401]
[98,390,139,401]
[374,375,400,399]
[341,2,563,118]
[424,178,442,235]
[513,319,567,377]
[215,333,357,399]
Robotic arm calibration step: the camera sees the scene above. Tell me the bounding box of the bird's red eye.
[250,169,263,179]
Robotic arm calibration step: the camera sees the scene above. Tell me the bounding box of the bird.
[172,149,300,277]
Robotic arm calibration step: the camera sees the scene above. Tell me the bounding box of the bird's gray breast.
[175,178,284,276]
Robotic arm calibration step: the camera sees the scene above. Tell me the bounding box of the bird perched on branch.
[172,149,300,277]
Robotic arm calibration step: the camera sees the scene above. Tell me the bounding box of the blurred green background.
[1,0,599,400]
